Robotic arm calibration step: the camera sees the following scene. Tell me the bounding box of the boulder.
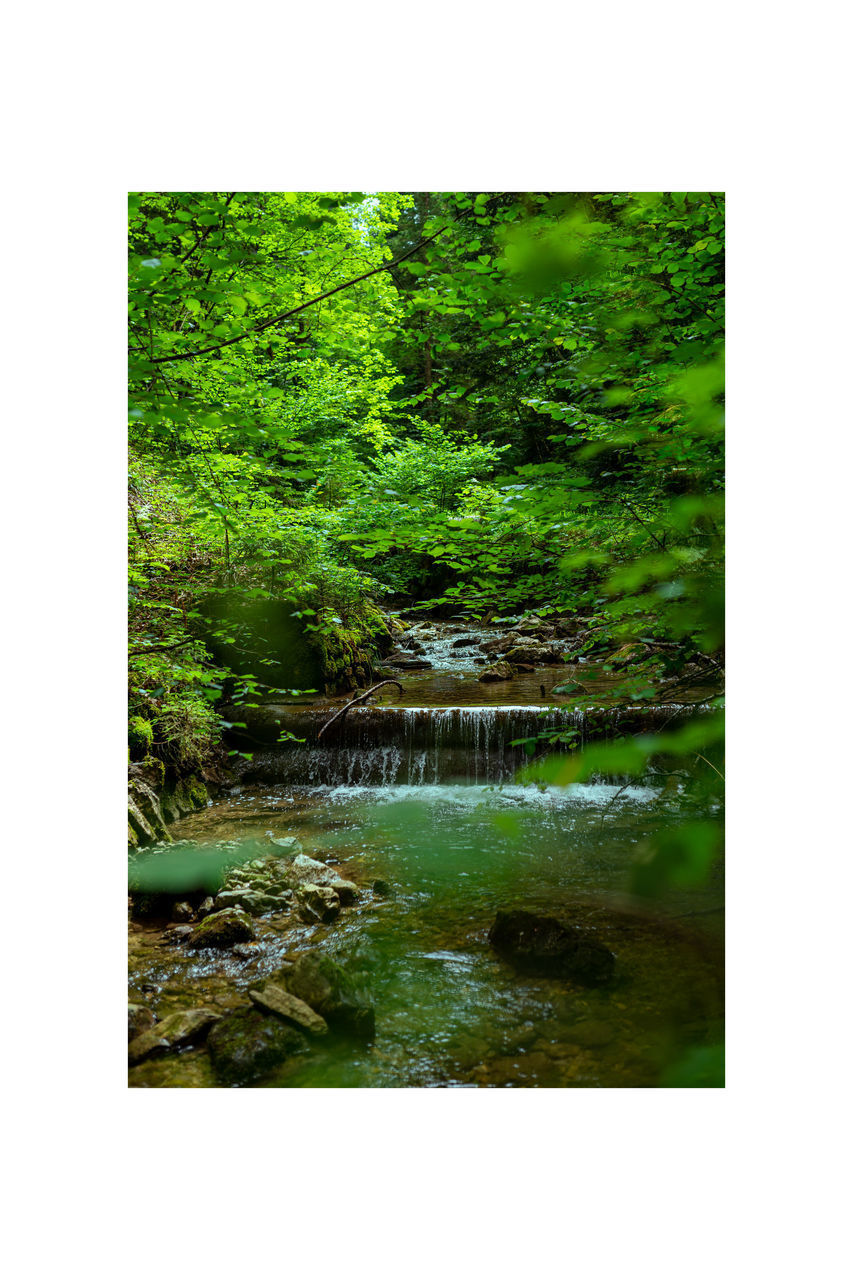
[128,1007,220,1065]
[248,983,329,1035]
[206,1008,308,1086]
[197,896,215,919]
[285,951,375,1041]
[372,879,393,897]
[504,643,565,666]
[296,884,341,924]
[488,909,615,985]
[186,908,256,949]
[171,901,194,923]
[478,661,515,683]
[289,854,337,887]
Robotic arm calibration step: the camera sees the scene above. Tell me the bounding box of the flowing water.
[129,620,723,1088]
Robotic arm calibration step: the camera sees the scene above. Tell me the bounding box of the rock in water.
[248,984,329,1035]
[328,879,360,906]
[186,908,256,949]
[289,853,338,886]
[296,884,341,923]
[504,643,564,666]
[207,1009,308,1086]
[478,661,515,683]
[266,834,302,857]
[285,951,375,1041]
[488,909,615,985]
[128,1007,221,1065]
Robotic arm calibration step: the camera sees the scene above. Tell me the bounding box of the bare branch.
[317,681,404,740]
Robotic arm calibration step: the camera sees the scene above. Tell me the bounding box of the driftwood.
[317,681,403,740]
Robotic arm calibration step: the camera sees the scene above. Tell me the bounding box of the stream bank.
[128,613,723,1088]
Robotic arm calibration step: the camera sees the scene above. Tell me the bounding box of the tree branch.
[317,681,403,739]
[146,230,446,366]
[129,638,196,656]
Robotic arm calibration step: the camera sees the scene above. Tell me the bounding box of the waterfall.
[237,703,705,787]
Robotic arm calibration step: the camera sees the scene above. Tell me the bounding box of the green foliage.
[128,190,724,896]
[128,716,153,760]
[152,696,220,771]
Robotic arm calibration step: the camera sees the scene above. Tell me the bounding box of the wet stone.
[187,909,256,950]
[267,836,302,857]
[488,909,616,985]
[206,1008,308,1087]
[328,879,360,906]
[248,983,329,1035]
[128,1007,221,1065]
[296,884,341,923]
[289,853,337,886]
[479,661,515,683]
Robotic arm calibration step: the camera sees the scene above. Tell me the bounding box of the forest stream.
[128,619,724,1088]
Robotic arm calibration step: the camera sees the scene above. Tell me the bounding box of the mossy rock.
[478,661,515,683]
[207,1008,308,1086]
[186,909,256,949]
[129,716,153,761]
[165,775,208,818]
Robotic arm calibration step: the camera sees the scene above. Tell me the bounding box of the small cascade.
[239,703,705,787]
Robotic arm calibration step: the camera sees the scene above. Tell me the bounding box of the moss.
[308,605,395,690]
[177,775,208,811]
[129,716,153,760]
[187,909,255,949]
